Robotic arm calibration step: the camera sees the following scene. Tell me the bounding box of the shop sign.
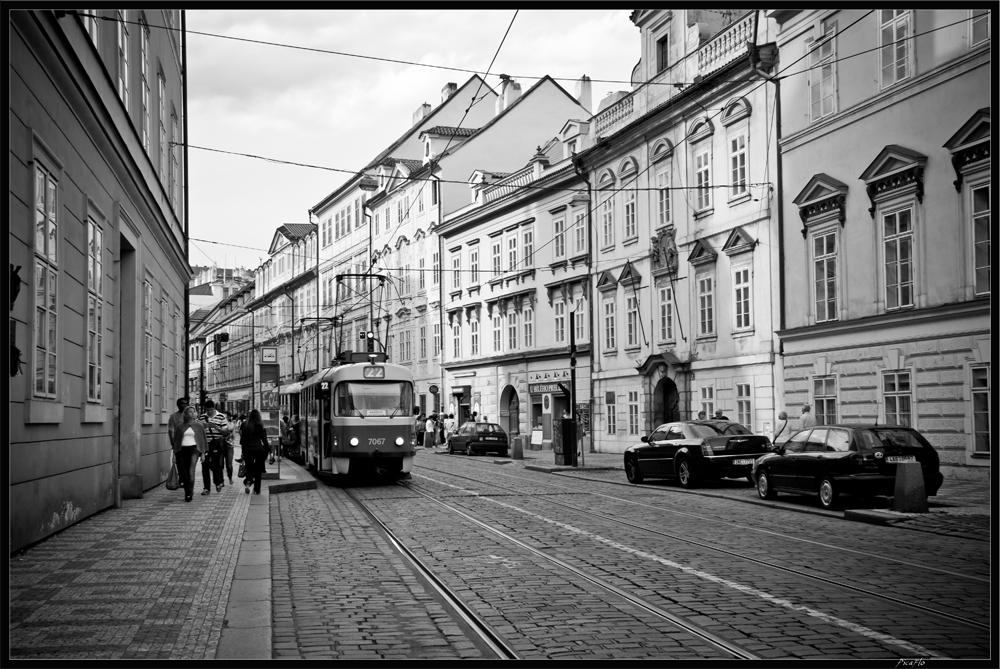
[529,382,563,394]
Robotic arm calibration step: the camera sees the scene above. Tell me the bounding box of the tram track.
[406,464,988,634]
[418,459,990,584]
[407,462,990,647]
[341,484,759,660]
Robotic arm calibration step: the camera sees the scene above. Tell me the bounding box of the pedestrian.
[472,411,479,423]
[697,411,707,420]
[415,412,426,447]
[172,405,206,502]
[714,408,730,420]
[773,411,789,445]
[444,414,456,448]
[278,413,290,460]
[167,396,189,445]
[239,409,271,495]
[199,399,230,494]
[222,412,238,485]
[424,414,437,449]
[800,403,818,429]
[287,413,301,462]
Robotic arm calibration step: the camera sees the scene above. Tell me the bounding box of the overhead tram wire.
[66,10,757,88]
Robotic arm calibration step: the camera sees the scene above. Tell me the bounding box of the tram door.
[318,380,333,473]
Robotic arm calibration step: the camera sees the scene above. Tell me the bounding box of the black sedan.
[624,421,772,487]
[752,424,944,510]
[448,422,509,456]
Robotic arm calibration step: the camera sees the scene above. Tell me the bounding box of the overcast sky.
[186,9,639,270]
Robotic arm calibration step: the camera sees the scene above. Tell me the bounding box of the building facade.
[771,9,991,481]
[581,10,782,453]
[439,131,593,452]
[9,9,190,551]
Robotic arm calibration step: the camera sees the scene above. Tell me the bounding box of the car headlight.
[349,437,359,447]
[395,436,405,446]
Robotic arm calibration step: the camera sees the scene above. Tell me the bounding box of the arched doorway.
[499,384,520,437]
[652,376,680,426]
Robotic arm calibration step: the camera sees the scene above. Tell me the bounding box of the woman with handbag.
[240,409,271,495]
[172,406,207,502]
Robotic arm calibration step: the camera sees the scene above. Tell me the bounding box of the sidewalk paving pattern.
[8,445,990,659]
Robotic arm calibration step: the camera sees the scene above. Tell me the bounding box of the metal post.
[571,302,582,467]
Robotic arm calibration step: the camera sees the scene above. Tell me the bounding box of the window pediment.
[944,108,990,192]
[413,228,427,241]
[793,173,849,237]
[597,168,616,188]
[394,235,410,250]
[722,227,756,256]
[650,138,674,163]
[596,270,619,292]
[617,157,639,178]
[860,145,927,218]
[720,97,752,126]
[687,238,717,266]
[618,261,641,288]
[687,117,714,143]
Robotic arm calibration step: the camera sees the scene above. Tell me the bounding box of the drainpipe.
[571,155,595,456]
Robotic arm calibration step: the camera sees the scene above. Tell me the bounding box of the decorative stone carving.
[651,227,678,274]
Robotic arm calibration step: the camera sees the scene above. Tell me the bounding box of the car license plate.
[483,437,499,441]
[733,458,754,466]
[887,455,915,463]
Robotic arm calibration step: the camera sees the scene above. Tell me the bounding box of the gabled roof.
[943,107,990,151]
[268,223,317,254]
[618,261,641,287]
[596,269,619,291]
[435,75,587,163]
[722,227,756,256]
[190,283,215,296]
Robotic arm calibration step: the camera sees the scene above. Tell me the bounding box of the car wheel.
[819,476,839,510]
[625,456,643,484]
[756,470,776,500]
[676,457,695,488]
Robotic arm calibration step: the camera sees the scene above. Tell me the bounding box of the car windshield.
[688,422,751,438]
[867,428,932,451]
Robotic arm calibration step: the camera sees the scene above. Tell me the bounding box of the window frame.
[625,295,639,348]
[603,298,617,352]
[554,301,566,344]
[812,226,840,323]
[658,285,673,343]
[523,307,533,348]
[697,273,715,337]
[882,369,913,427]
[606,393,617,435]
[656,167,671,228]
[881,204,915,311]
[970,9,990,46]
[601,192,615,249]
[574,211,588,255]
[878,10,913,90]
[140,18,150,153]
[694,146,712,212]
[969,180,990,296]
[628,390,640,435]
[813,375,838,425]
[736,382,752,427]
[970,364,990,456]
[728,132,747,200]
[143,280,154,411]
[807,21,838,123]
[623,187,637,240]
[507,311,518,350]
[732,264,753,332]
[117,11,130,111]
[553,217,566,259]
[492,314,502,353]
[33,160,61,400]
[700,386,715,417]
[470,247,479,285]
[470,317,480,356]
[86,215,104,403]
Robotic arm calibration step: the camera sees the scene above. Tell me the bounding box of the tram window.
[335,381,413,417]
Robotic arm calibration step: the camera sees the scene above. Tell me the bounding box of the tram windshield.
[335,381,413,418]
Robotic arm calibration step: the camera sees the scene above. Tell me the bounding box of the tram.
[298,357,416,477]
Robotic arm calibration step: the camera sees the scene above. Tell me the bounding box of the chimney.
[441,82,458,103]
[413,102,431,126]
[575,75,592,114]
[495,74,522,115]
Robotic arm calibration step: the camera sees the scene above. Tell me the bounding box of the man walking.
[800,403,818,429]
[200,400,230,494]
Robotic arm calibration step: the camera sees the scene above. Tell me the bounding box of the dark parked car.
[624,421,772,487]
[752,424,944,510]
[449,422,509,456]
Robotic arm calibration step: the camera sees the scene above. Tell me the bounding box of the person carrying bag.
[240,409,271,495]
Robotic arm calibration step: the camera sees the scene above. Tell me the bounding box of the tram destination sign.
[363,366,386,379]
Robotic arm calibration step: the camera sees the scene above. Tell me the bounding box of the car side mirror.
[640,435,649,443]
[775,445,786,455]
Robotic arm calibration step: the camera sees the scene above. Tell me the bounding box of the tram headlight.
[349,437,359,447]
[395,436,405,446]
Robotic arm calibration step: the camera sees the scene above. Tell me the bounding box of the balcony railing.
[592,11,757,139]
[483,165,535,204]
[697,11,754,77]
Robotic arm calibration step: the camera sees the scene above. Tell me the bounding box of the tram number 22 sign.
[363,366,385,379]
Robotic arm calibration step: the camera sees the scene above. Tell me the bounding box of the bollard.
[512,435,524,460]
[892,461,928,512]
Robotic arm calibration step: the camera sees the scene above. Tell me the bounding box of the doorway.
[652,376,680,427]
